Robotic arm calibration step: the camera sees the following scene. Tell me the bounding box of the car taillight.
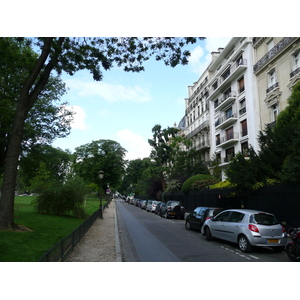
[206,217,211,220]
[281,225,286,233]
[248,224,259,233]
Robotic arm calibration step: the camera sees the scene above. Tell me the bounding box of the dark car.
[160,200,185,219]
[185,207,225,233]
[155,202,163,215]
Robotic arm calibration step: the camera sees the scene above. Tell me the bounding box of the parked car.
[146,200,153,212]
[151,201,161,213]
[185,207,225,233]
[202,209,287,253]
[140,200,147,210]
[160,200,185,219]
[155,202,164,215]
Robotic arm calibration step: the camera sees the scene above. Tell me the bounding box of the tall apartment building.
[182,37,300,181]
[252,37,300,130]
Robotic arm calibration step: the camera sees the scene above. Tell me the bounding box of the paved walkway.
[65,199,122,262]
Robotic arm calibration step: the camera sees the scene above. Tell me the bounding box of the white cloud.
[68,105,88,130]
[65,79,151,103]
[188,37,232,76]
[117,129,151,160]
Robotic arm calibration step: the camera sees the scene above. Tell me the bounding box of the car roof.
[221,208,274,215]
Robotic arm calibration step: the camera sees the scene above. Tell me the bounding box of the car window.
[210,208,224,217]
[250,213,279,225]
[214,211,231,222]
[199,208,208,216]
[229,212,244,223]
[194,207,201,215]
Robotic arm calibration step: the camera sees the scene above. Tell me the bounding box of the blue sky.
[52,37,232,160]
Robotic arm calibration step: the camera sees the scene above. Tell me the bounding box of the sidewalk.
[65,199,122,262]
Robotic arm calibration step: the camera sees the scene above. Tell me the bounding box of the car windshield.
[250,213,279,225]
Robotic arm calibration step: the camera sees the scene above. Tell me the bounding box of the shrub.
[210,180,236,189]
[31,177,88,219]
[181,174,219,193]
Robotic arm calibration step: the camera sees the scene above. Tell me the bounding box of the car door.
[189,207,201,228]
[223,211,245,242]
[209,211,231,240]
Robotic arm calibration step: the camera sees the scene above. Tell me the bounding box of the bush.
[181,174,219,193]
[31,177,88,219]
[210,180,236,189]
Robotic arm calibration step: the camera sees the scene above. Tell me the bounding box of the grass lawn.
[0,196,105,262]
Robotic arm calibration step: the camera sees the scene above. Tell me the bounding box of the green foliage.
[0,196,101,261]
[32,177,88,219]
[181,174,219,193]
[210,180,236,189]
[73,139,126,188]
[164,179,181,194]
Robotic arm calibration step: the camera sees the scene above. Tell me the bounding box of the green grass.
[0,196,104,262]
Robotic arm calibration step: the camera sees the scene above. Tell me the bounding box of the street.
[115,198,291,262]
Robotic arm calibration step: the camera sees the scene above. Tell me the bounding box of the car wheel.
[238,235,252,253]
[185,221,192,230]
[205,227,213,241]
[200,226,205,235]
[164,212,169,219]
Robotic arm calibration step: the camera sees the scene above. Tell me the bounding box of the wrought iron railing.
[38,204,108,262]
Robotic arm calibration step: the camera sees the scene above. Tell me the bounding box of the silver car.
[202,209,287,252]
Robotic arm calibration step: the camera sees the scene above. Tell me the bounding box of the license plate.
[267,239,279,243]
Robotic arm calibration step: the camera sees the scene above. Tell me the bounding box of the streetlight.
[99,170,104,219]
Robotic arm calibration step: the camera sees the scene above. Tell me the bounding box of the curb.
[114,200,122,262]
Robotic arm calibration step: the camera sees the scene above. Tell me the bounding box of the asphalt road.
[115,198,291,262]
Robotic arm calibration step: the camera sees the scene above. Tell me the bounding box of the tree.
[0,37,204,230]
[72,139,127,189]
[168,136,209,185]
[148,124,180,191]
[19,145,72,192]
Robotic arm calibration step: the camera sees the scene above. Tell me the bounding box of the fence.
[163,184,300,226]
[38,203,108,262]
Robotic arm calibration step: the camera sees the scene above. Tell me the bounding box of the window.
[271,104,279,122]
[268,69,276,87]
[225,147,234,161]
[267,39,274,51]
[226,127,234,140]
[222,68,231,81]
[229,212,244,223]
[214,211,231,222]
[238,77,245,93]
[241,119,248,137]
[239,98,246,115]
[216,134,220,145]
[236,55,243,66]
[225,106,233,119]
[224,88,231,99]
[293,52,300,70]
[241,142,249,155]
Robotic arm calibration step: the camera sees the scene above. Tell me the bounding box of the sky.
[52,37,232,160]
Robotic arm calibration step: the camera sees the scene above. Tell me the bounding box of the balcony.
[208,59,247,101]
[214,91,236,111]
[193,140,211,151]
[266,82,279,94]
[253,37,297,73]
[215,111,238,130]
[217,132,239,148]
[186,120,209,139]
[290,66,300,78]
[239,106,246,116]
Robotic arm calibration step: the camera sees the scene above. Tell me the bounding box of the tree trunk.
[0,103,28,230]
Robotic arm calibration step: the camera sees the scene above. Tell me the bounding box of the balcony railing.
[253,37,297,73]
[215,112,238,129]
[266,82,279,94]
[239,106,246,115]
[186,120,209,139]
[290,66,300,78]
[218,132,239,147]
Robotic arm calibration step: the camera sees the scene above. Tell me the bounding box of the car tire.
[200,226,205,235]
[238,235,252,253]
[164,212,169,219]
[205,227,213,241]
[185,221,192,230]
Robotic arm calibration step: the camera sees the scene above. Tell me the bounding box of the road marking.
[221,245,257,261]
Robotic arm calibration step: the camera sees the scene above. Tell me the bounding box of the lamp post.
[99,170,104,219]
